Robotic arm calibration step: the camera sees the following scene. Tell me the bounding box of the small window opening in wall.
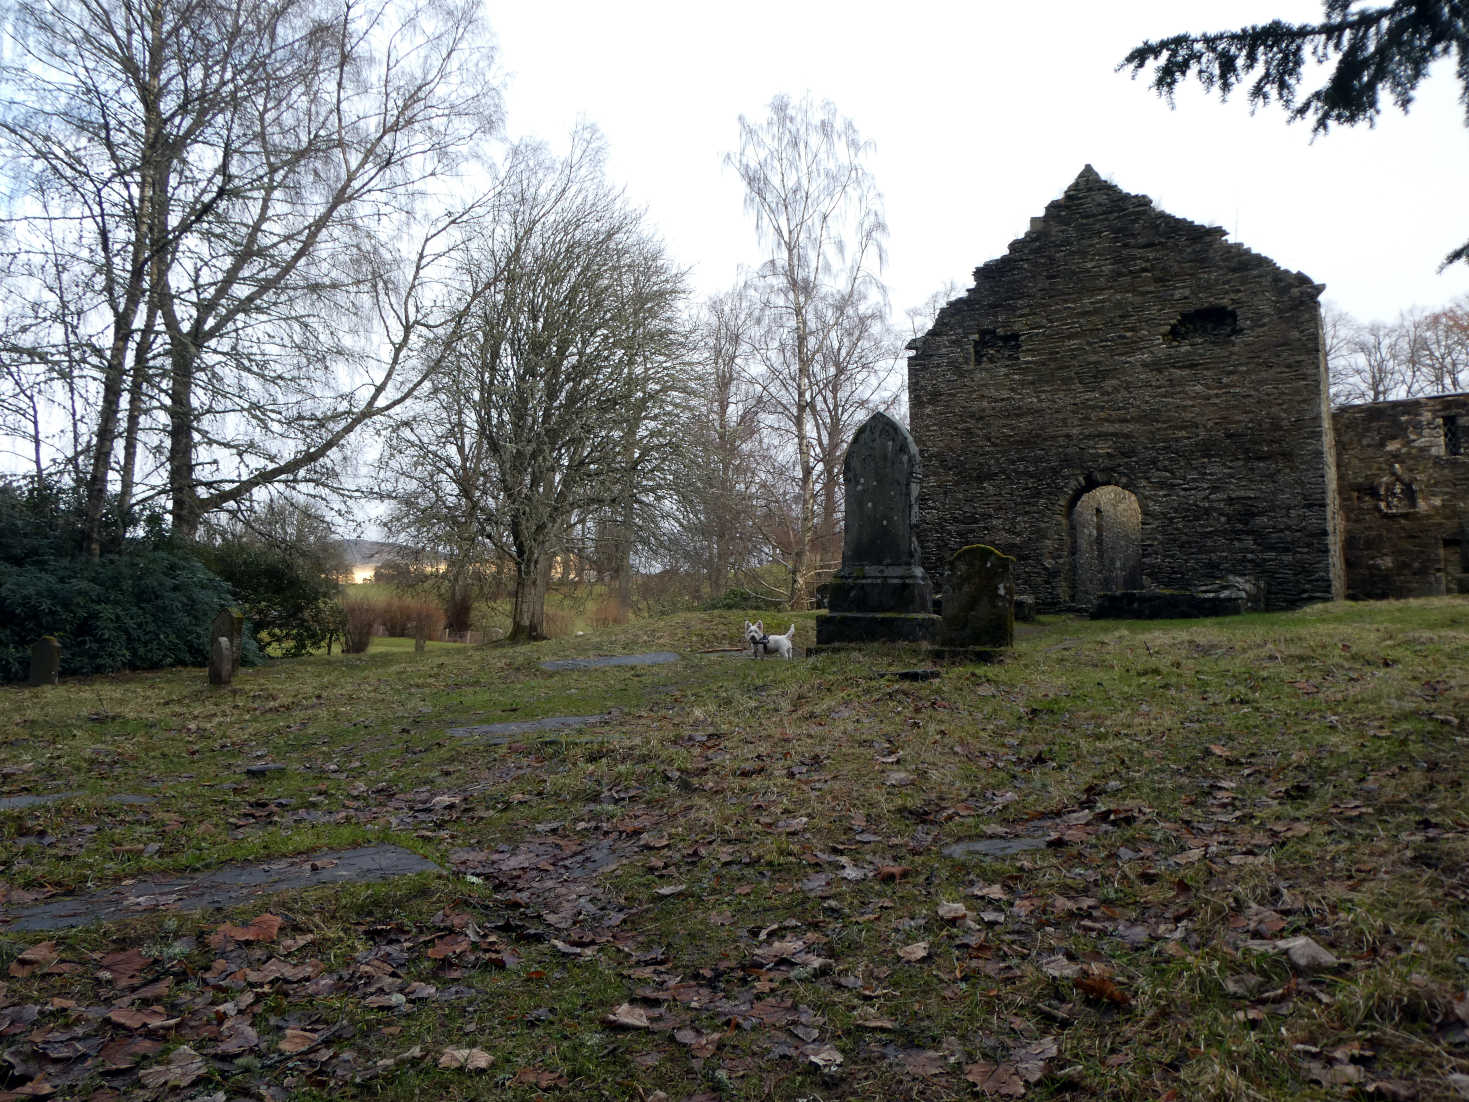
[1167,305,1239,341]
[972,329,1020,366]
[1445,414,1462,456]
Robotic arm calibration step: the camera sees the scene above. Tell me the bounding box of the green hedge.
[0,551,243,682]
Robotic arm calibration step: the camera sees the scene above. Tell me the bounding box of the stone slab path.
[447,713,613,741]
[0,845,440,932]
[0,792,155,811]
[539,651,679,671]
[942,837,1048,859]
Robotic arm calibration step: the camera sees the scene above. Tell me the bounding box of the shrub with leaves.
[197,536,343,657]
[0,478,241,681]
[0,551,238,682]
[340,598,376,654]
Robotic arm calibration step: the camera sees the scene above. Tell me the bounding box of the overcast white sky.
[482,0,1469,326]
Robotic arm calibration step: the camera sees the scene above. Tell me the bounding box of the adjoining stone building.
[908,166,1345,612]
[1334,393,1469,598]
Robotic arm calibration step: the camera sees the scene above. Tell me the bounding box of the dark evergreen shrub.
[197,537,344,657]
[0,551,237,682]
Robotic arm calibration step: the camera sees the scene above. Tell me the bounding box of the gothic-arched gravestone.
[815,412,940,648]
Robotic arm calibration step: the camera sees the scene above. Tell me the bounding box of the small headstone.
[939,544,1015,650]
[209,636,233,686]
[210,608,244,674]
[815,413,940,649]
[1014,595,1036,622]
[27,636,60,686]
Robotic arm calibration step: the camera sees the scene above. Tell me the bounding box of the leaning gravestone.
[28,637,60,686]
[815,412,940,648]
[211,608,244,675]
[209,636,233,686]
[937,544,1015,657]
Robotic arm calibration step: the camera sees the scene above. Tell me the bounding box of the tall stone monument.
[815,412,941,648]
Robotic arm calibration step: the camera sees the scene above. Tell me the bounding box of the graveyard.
[2,598,1467,1101]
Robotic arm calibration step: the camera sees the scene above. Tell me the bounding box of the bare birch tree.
[658,288,765,601]
[727,94,888,608]
[0,0,500,550]
[1328,297,1469,405]
[382,133,689,641]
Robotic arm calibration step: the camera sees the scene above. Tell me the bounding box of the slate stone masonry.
[1334,392,1469,598]
[908,167,1345,612]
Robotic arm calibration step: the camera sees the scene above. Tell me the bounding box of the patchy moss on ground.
[1,601,1466,1100]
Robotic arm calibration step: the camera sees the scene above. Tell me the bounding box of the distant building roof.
[337,539,416,567]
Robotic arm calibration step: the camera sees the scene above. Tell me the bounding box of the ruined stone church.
[907,167,1468,611]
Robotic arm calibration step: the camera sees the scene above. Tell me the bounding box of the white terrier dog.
[744,620,796,660]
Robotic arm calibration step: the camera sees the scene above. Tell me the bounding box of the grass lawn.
[1,600,1467,1100]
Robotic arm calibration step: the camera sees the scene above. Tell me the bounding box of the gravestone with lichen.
[209,636,233,686]
[815,412,940,648]
[28,636,60,686]
[211,608,243,675]
[938,544,1015,654]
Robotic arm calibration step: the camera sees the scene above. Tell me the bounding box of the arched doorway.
[1069,485,1142,608]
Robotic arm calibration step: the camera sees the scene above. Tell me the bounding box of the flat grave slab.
[447,713,613,742]
[0,844,440,932]
[942,837,1048,859]
[0,792,155,811]
[539,651,679,671]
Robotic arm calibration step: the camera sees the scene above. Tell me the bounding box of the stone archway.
[1069,484,1142,608]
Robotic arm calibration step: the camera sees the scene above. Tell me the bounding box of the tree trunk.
[509,552,550,642]
[167,341,200,541]
[444,567,473,635]
[789,297,815,610]
[117,302,159,526]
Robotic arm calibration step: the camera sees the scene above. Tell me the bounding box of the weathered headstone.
[815,412,940,648]
[938,544,1015,653]
[209,636,233,686]
[27,637,59,686]
[211,608,244,674]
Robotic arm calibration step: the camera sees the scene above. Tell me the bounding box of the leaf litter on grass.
[0,602,1466,1099]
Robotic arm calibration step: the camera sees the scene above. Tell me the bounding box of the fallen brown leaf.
[137,1045,206,1089]
[511,1066,569,1088]
[277,1028,318,1054]
[208,913,281,948]
[964,1060,1026,1096]
[1075,975,1131,1007]
[439,1046,493,1070]
[605,1002,651,1029]
[426,933,471,960]
[8,942,58,978]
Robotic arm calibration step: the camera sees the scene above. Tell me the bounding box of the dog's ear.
[754,620,763,632]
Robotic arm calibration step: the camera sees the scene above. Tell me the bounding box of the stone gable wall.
[1334,393,1469,597]
[908,167,1344,611]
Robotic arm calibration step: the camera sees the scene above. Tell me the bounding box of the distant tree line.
[1326,296,1469,405]
[0,0,909,656]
